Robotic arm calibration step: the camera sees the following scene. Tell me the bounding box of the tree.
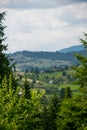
[0,12,12,83]
[56,33,87,130]
[62,70,66,76]
[41,106,50,130]
[24,77,31,99]
[60,88,66,100]
[73,33,87,87]
[64,87,72,99]
[0,75,44,130]
[41,93,61,130]
[56,96,87,130]
[48,93,61,130]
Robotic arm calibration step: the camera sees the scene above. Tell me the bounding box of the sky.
[0,0,87,53]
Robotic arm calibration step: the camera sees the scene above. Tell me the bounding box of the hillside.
[58,45,84,53]
[10,50,76,61]
[8,46,86,72]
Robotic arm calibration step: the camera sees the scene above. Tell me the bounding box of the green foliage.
[56,33,87,130]
[56,96,87,130]
[41,106,50,130]
[41,93,61,130]
[62,70,66,76]
[64,87,72,99]
[24,77,31,99]
[0,75,44,130]
[60,88,66,99]
[0,75,18,129]
[73,33,87,87]
[80,33,87,48]
[0,12,12,82]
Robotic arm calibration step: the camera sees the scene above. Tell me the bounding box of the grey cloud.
[0,0,57,9]
[0,0,87,9]
[59,11,87,26]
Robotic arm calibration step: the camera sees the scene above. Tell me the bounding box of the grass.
[59,84,80,90]
[38,71,62,81]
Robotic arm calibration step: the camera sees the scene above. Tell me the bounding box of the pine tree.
[0,75,44,130]
[0,12,12,83]
[48,93,61,130]
[24,77,31,99]
[56,34,87,130]
[41,106,50,130]
[73,33,87,87]
[64,87,72,99]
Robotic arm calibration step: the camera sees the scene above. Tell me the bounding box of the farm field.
[14,67,79,99]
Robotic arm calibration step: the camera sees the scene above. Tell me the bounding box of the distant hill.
[58,45,84,53]
[8,45,86,72]
[9,50,76,62]
[9,45,85,63]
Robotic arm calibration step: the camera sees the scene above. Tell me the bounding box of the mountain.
[58,45,84,53]
[8,45,86,72]
[9,50,76,62]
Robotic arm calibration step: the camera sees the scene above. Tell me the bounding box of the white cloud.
[0,1,87,53]
[0,0,10,4]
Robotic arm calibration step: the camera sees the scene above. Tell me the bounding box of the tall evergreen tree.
[0,12,12,83]
[48,93,61,130]
[64,87,72,99]
[24,77,31,99]
[73,33,87,87]
[56,96,87,130]
[56,33,87,130]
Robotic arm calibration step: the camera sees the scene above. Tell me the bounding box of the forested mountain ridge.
[9,49,86,62]
[8,48,86,72]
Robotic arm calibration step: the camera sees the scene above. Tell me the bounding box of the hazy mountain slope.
[59,45,84,53]
[9,49,86,64]
[8,45,86,72]
[10,51,75,62]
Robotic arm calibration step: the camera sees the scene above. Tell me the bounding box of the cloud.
[0,0,87,52]
[0,0,87,9]
[5,10,87,52]
[58,3,87,26]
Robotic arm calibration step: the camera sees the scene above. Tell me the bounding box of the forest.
[0,12,87,130]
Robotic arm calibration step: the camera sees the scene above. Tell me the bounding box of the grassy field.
[14,67,80,100]
[59,84,80,90]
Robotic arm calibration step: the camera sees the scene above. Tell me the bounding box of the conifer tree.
[64,87,72,99]
[73,33,87,87]
[48,93,61,130]
[24,77,31,99]
[56,33,87,130]
[0,12,12,83]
